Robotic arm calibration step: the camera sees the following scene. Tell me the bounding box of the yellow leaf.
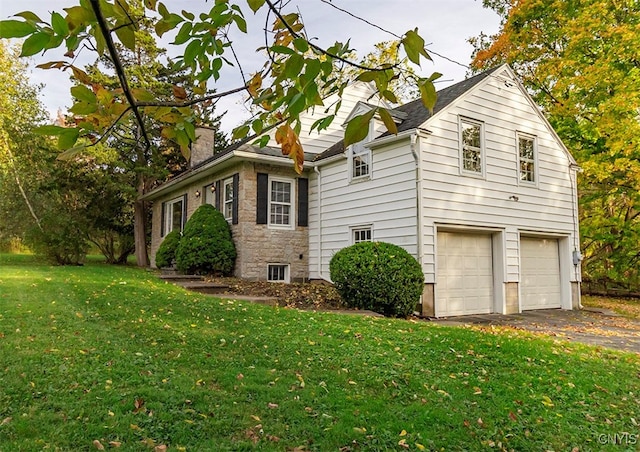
[248,73,262,98]
[541,395,554,407]
[415,443,425,451]
[353,427,367,434]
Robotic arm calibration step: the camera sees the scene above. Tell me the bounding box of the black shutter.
[297,177,308,227]
[181,194,188,231]
[256,172,268,224]
[160,201,166,237]
[232,173,239,225]
[215,180,221,211]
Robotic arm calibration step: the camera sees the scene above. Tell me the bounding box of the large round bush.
[329,241,424,317]
[155,229,181,268]
[175,204,236,275]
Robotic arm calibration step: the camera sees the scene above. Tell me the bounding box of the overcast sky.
[2,0,501,133]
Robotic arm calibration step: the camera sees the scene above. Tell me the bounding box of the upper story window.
[518,134,536,184]
[351,225,373,244]
[269,178,294,228]
[349,120,373,182]
[162,195,185,237]
[223,177,234,220]
[460,118,484,176]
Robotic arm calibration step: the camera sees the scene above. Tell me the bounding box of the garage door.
[520,238,561,310]
[436,232,493,317]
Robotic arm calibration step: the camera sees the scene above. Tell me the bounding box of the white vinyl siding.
[419,69,579,289]
[309,142,417,279]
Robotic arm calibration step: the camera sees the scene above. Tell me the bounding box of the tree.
[79,1,229,266]
[470,0,640,288]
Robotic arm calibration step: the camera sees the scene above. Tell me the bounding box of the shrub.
[175,204,236,275]
[329,241,424,318]
[155,229,181,268]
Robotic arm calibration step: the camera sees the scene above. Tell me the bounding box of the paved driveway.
[433,308,640,354]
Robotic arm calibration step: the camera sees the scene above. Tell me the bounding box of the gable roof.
[313,66,501,162]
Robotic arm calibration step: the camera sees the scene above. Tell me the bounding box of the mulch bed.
[206,277,346,310]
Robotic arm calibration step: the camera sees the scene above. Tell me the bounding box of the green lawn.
[0,254,639,451]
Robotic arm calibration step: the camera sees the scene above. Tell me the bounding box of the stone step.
[159,274,205,283]
[177,281,230,294]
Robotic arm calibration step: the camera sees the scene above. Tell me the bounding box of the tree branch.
[136,85,248,108]
[89,0,150,149]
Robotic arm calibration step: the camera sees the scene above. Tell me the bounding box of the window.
[269,178,293,228]
[460,119,483,175]
[203,183,215,205]
[162,196,185,236]
[349,120,373,181]
[351,225,372,244]
[267,264,290,283]
[223,177,234,220]
[518,134,536,183]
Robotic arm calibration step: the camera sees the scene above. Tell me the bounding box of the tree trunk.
[134,175,149,267]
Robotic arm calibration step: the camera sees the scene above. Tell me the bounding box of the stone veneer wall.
[149,161,309,282]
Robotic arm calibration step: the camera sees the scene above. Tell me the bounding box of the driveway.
[432,308,640,354]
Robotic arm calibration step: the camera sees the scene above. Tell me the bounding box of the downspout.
[569,163,583,308]
[410,133,424,273]
[314,165,332,283]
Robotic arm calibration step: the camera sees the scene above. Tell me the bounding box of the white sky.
[1,0,501,133]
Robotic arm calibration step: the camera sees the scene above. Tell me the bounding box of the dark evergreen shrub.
[329,241,424,318]
[155,229,181,268]
[175,204,236,275]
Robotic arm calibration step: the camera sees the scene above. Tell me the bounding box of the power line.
[318,0,471,70]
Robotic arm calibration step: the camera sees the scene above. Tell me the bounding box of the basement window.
[267,264,290,283]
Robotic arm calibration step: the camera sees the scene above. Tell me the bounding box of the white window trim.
[350,224,373,245]
[516,132,538,186]
[267,263,290,283]
[459,117,485,178]
[348,120,373,183]
[268,176,295,230]
[163,195,185,236]
[222,177,234,221]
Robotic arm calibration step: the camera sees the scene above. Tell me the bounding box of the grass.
[583,295,640,319]
[0,254,639,451]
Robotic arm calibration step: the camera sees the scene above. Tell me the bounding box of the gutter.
[410,132,425,276]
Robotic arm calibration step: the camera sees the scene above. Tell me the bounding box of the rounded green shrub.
[175,204,236,275]
[329,241,424,318]
[155,229,181,268]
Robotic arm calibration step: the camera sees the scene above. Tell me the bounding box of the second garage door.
[520,237,562,310]
[437,232,493,317]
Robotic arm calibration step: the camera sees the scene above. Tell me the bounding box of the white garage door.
[520,238,561,310]
[436,232,493,317]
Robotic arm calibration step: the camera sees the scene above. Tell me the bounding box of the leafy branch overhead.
[0,0,439,173]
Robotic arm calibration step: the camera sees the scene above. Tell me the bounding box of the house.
[141,64,582,317]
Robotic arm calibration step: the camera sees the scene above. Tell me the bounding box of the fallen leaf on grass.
[541,395,554,407]
[509,411,518,421]
[1,417,11,426]
[268,402,278,409]
[93,440,105,450]
[398,438,409,449]
[155,445,167,452]
[109,441,121,448]
[399,429,407,436]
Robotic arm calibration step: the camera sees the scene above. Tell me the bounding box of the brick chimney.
[190,126,215,168]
